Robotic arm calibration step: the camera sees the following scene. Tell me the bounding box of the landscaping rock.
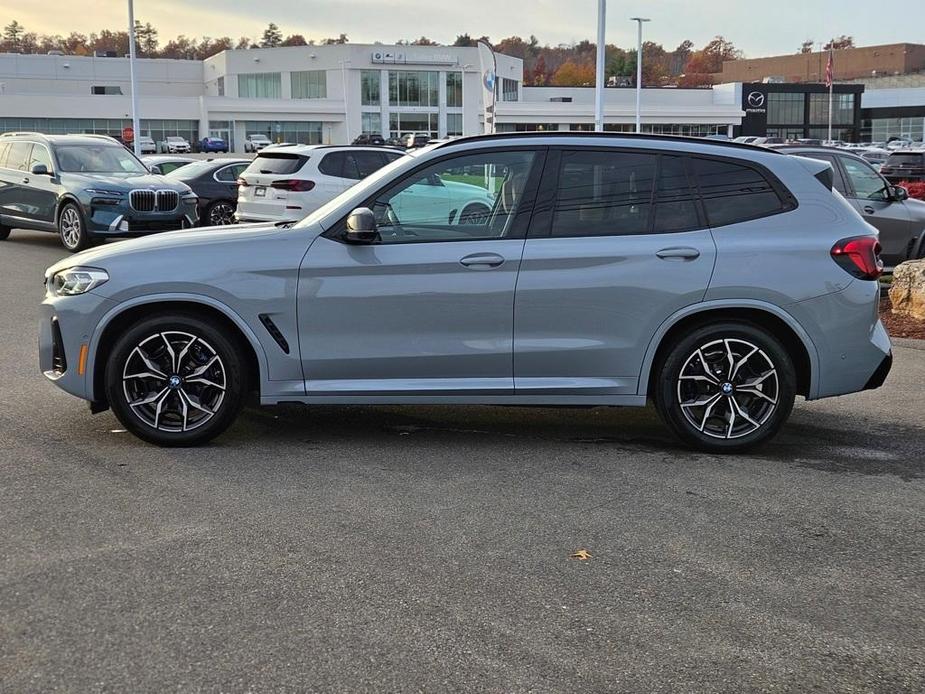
[889,259,925,321]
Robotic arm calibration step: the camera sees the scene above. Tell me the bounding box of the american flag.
[825,48,834,88]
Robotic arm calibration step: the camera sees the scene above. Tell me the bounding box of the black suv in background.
[880,150,925,184]
[0,132,198,251]
[776,145,925,266]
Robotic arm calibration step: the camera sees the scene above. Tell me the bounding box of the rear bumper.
[235,200,301,223]
[863,352,893,391]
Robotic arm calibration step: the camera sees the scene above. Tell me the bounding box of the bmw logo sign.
[483,70,496,92]
[747,91,766,108]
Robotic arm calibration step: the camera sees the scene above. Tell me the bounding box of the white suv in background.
[244,134,273,153]
[163,136,191,153]
[236,145,408,222]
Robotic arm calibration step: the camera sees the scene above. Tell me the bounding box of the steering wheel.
[377,203,418,239]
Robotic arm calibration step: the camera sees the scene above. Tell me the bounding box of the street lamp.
[630,17,650,134]
[594,0,606,131]
[127,0,141,155]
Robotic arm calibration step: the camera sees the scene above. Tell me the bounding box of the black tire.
[0,225,10,241]
[203,200,237,227]
[105,313,247,447]
[57,202,91,252]
[653,322,796,453]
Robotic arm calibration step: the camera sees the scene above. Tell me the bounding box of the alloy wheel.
[209,202,236,225]
[676,338,780,440]
[60,207,83,249]
[122,331,227,432]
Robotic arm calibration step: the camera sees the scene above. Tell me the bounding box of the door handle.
[21,177,29,184]
[863,206,875,214]
[656,247,701,260]
[459,252,505,269]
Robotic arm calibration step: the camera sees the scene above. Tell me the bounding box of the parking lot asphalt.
[1,230,923,693]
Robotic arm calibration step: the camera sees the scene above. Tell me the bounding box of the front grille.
[129,189,179,212]
[157,190,179,211]
[51,318,67,374]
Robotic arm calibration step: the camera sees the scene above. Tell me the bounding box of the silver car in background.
[39,133,892,452]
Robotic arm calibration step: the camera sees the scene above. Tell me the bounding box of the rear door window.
[5,142,32,171]
[352,150,388,179]
[245,153,308,176]
[318,152,349,178]
[692,157,786,227]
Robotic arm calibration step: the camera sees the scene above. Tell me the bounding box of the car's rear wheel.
[105,313,247,447]
[204,200,237,226]
[58,202,90,252]
[653,322,796,453]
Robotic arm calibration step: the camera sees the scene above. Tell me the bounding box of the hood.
[45,222,284,277]
[66,171,192,192]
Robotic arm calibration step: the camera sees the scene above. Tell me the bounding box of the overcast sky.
[3,0,923,57]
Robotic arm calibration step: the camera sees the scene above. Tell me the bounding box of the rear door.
[0,141,34,225]
[836,153,913,265]
[513,148,716,397]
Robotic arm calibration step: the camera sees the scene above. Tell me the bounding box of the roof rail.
[434,131,783,154]
[0,131,44,138]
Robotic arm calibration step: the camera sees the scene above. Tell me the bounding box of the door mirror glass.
[345,207,379,243]
[149,164,162,174]
[891,185,909,202]
[30,163,49,175]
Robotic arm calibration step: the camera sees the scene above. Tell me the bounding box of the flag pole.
[827,46,833,142]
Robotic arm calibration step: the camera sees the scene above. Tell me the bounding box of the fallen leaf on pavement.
[570,549,592,561]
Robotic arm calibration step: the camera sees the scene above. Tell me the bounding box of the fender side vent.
[258,314,290,354]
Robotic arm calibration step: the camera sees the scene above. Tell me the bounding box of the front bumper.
[86,200,198,237]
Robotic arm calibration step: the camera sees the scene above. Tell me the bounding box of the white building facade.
[0,44,746,151]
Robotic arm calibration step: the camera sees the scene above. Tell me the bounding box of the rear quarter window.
[692,157,789,228]
[245,153,308,176]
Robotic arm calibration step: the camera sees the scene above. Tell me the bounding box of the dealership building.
[0,43,922,150]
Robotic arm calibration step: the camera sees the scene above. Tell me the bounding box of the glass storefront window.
[446,113,463,136]
[361,70,380,106]
[809,93,854,125]
[388,112,438,139]
[767,93,804,125]
[496,123,559,132]
[0,117,198,145]
[361,112,382,135]
[242,120,323,145]
[238,72,282,99]
[388,71,439,108]
[291,70,327,99]
[864,116,925,143]
[446,72,462,108]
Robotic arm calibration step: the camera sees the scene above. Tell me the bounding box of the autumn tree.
[280,34,308,46]
[824,35,855,50]
[320,34,349,45]
[800,39,815,54]
[260,23,283,48]
[452,33,475,47]
[411,36,438,46]
[550,60,595,86]
[2,20,24,50]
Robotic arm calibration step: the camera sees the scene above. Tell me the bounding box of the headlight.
[181,192,198,202]
[85,188,125,197]
[50,267,109,296]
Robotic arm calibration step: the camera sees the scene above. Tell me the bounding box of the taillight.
[271,179,315,192]
[236,177,249,187]
[831,236,884,280]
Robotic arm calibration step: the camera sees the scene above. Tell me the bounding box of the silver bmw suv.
[40,133,892,452]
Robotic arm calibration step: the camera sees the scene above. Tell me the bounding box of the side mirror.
[149,164,162,175]
[891,185,909,201]
[345,207,378,243]
[31,163,49,175]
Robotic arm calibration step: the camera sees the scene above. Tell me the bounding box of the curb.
[893,337,925,351]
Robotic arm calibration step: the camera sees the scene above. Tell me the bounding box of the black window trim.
[323,145,549,245]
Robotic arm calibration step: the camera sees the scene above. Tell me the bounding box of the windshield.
[167,137,185,142]
[249,135,270,142]
[295,152,416,229]
[55,145,148,174]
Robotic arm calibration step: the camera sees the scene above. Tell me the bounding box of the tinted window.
[244,153,307,176]
[215,163,247,182]
[318,152,347,178]
[886,153,924,166]
[693,157,784,227]
[352,151,387,179]
[383,151,405,164]
[552,150,655,236]
[6,142,32,171]
[840,156,890,201]
[369,150,536,243]
[653,156,700,233]
[0,142,10,168]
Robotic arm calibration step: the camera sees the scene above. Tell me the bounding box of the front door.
[837,153,913,265]
[298,147,543,395]
[514,149,716,396]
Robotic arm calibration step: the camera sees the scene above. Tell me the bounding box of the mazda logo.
[747,92,766,108]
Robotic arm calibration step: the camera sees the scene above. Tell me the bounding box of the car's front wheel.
[0,224,10,240]
[105,313,247,446]
[58,202,90,252]
[653,322,796,453]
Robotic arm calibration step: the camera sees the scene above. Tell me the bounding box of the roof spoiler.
[790,155,835,191]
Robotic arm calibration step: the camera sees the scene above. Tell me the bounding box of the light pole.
[630,17,650,134]
[127,0,141,155]
[594,0,606,131]
[340,58,351,143]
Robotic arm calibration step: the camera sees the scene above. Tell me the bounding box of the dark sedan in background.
[165,158,249,226]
